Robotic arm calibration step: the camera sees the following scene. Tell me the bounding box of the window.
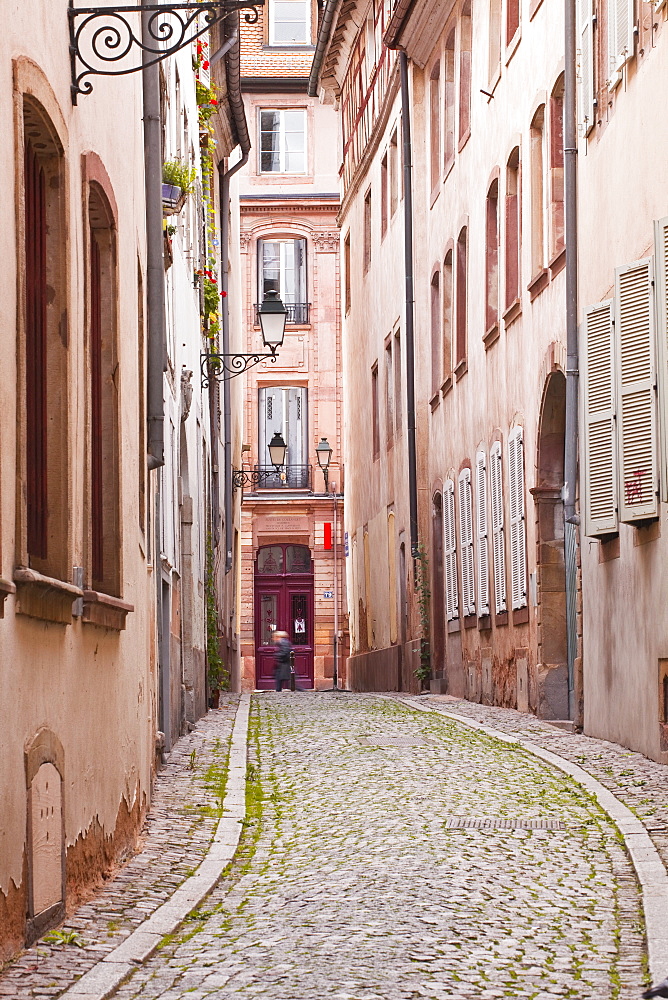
[364,187,372,272]
[577,0,594,132]
[344,232,351,313]
[489,0,502,82]
[259,109,306,173]
[549,78,565,258]
[485,180,499,332]
[258,238,307,322]
[582,300,618,536]
[508,426,527,610]
[455,227,468,368]
[137,262,146,534]
[530,106,546,279]
[458,468,475,617]
[394,329,402,430]
[507,0,520,46]
[390,128,399,216]
[607,0,634,83]
[505,147,521,309]
[443,249,453,385]
[444,479,459,620]
[430,61,441,192]
[372,363,380,458]
[475,450,490,616]
[258,387,308,486]
[381,153,388,237]
[489,441,507,612]
[385,340,394,442]
[431,269,441,396]
[22,98,69,580]
[444,30,456,170]
[88,184,121,596]
[459,2,472,144]
[269,0,311,45]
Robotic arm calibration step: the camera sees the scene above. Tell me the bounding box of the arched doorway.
[534,371,569,718]
[254,544,314,689]
[431,492,445,682]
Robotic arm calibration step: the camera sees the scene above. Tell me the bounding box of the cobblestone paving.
[110,693,645,1000]
[417,695,668,869]
[0,695,239,999]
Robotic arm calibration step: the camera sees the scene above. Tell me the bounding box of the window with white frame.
[475,450,490,616]
[444,479,459,620]
[508,426,527,610]
[258,238,307,320]
[458,468,475,617]
[269,0,311,45]
[259,109,307,174]
[489,441,506,613]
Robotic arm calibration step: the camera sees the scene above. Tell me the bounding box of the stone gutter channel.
[386,694,668,985]
[61,693,251,1000]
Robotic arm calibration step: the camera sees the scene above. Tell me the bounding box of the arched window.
[505,147,521,309]
[430,61,441,191]
[455,227,468,369]
[444,29,456,171]
[549,76,565,259]
[530,105,546,279]
[485,180,499,333]
[459,1,472,144]
[431,268,441,396]
[257,237,307,324]
[442,248,453,387]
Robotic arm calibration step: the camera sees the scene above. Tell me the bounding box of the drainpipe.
[142,11,166,471]
[564,0,580,721]
[399,51,419,560]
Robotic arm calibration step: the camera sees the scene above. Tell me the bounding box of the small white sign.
[323,590,334,599]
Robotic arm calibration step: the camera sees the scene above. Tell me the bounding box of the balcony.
[253,465,312,490]
[254,302,310,326]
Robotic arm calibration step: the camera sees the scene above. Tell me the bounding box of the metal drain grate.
[356,736,437,747]
[444,816,565,831]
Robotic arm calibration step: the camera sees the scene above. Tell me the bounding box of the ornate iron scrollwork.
[68,0,263,102]
[232,468,283,492]
[201,350,277,387]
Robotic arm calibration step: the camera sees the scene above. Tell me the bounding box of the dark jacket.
[274,638,292,681]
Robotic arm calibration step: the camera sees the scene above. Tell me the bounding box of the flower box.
[162,182,187,217]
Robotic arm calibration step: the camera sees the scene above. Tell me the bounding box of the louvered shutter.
[582,300,618,535]
[578,0,595,133]
[654,217,668,502]
[615,259,659,522]
[490,442,507,613]
[475,450,490,616]
[508,427,527,610]
[443,480,459,621]
[608,0,634,83]
[458,469,475,617]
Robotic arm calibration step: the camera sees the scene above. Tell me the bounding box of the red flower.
[203,60,209,70]
[210,99,218,105]
[221,290,227,297]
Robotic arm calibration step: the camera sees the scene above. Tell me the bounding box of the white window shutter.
[577,0,595,133]
[443,480,459,621]
[508,427,527,610]
[475,450,490,616]
[458,469,475,617]
[582,300,618,535]
[608,0,634,84]
[615,259,659,522]
[490,442,507,613]
[654,217,668,502]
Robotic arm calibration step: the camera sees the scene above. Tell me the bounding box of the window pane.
[259,239,306,302]
[260,111,281,172]
[272,0,309,43]
[286,545,311,573]
[260,594,278,645]
[257,546,284,574]
[291,593,309,644]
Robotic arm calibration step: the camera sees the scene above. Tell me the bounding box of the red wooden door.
[254,545,314,690]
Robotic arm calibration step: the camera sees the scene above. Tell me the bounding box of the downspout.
[399,51,419,559]
[307,0,341,96]
[564,0,580,721]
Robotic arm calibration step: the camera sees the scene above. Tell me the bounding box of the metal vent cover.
[444,816,565,831]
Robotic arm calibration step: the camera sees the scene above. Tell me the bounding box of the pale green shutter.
[654,217,668,502]
[582,300,618,535]
[615,259,659,522]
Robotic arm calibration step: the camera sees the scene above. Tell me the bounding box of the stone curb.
[388,694,668,984]
[61,693,251,1000]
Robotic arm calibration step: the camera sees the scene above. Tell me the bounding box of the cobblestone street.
[4,692,661,999]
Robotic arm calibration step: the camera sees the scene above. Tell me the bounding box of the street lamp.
[201,290,287,385]
[316,437,333,492]
[232,430,287,491]
[268,431,287,470]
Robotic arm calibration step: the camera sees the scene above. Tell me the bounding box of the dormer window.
[259,109,307,174]
[269,0,311,45]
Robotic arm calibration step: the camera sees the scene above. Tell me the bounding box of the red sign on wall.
[324,523,333,550]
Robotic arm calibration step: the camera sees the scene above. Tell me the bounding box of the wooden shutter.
[475,450,490,616]
[458,468,475,617]
[655,217,668,502]
[608,0,634,81]
[490,441,507,613]
[508,426,527,610]
[582,300,618,535]
[615,259,659,522]
[444,479,459,621]
[578,0,595,133]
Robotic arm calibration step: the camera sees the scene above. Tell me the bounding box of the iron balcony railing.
[254,302,310,326]
[253,464,312,490]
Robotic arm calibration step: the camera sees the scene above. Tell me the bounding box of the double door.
[254,577,314,689]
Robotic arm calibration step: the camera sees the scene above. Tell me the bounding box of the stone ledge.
[82,590,134,631]
[0,577,16,619]
[14,568,83,625]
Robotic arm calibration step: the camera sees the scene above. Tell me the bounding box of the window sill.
[503,298,522,329]
[478,614,492,630]
[512,605,529,625]
[430,185,440,209]
[447,618,461,633]
[441,375,453,397]
[464,613,477,629]
[262,44,316,51]
[549,247,566,278]
[495,610,508,627]
[528,267,549,302]
[457,127,471,154]
[598,534,620,562]
[82,590,135,630]
[0,578,16,619]
[483,322,500,350]
[14,568,83,625]
[454,358,468,381]
[505,27,521,66]
[443,158,455,184]
[429,391,441,411]
[529,0,545,19]
[486,67,502,98]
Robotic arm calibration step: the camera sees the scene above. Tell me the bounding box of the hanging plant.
[414,543,432,687]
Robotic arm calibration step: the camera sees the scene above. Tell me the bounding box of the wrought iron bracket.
[68,0,263,103]
[232,468,284,492]
[201,349,277,387]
